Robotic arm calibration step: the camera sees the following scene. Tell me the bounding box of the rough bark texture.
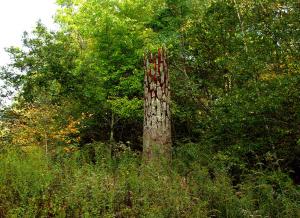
[143,48,172,161]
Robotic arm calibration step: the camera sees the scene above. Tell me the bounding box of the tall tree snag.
[143,48,172,161]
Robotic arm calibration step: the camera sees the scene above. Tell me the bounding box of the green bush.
[205,76,300,174]
[239,170,300,217]
[173,142,300,218]
[0,144,299,217]
[0,149,53,217]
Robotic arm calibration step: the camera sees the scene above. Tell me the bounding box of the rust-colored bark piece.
[143,48,171,161]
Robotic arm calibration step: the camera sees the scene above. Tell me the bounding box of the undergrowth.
[0,142,299,217]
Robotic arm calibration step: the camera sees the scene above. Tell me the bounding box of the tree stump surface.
[143,48,171,161]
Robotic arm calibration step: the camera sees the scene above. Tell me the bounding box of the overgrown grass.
[0,143,299,217]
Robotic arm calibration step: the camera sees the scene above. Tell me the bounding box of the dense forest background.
[0,0,299,217]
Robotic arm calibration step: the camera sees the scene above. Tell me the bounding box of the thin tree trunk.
[143,48,172,162]
[233,0,248,53]
[110,112,115,142]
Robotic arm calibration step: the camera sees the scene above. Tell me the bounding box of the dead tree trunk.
[143,48,172,161]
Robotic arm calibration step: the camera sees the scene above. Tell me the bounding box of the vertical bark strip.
[143,48,172,161]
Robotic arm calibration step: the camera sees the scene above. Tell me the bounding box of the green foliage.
[205,76,300,173]
[173,142,300,217]
[238,170,300,217]
[109,97,143,120]
[0,149,53,217]
[1,146,299,217]
[0,0,300,216]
